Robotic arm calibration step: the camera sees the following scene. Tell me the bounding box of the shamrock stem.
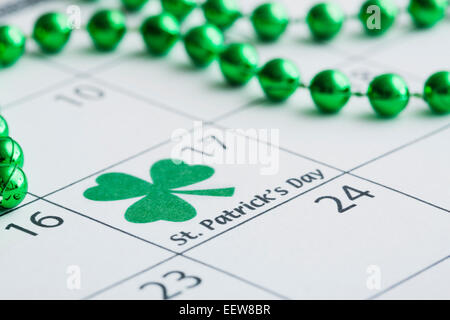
[171,187,235,197]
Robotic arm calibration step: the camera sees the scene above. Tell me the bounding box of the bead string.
[0,3,448,116]
[125,0,450,41]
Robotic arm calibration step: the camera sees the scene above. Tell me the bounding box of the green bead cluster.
[0,115,28,210]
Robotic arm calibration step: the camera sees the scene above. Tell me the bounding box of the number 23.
[139,270,202,300]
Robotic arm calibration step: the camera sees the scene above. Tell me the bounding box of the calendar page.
[0,0,449,300]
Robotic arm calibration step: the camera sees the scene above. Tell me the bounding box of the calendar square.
[187,175,450,299]
[2,79,193,195]
[0,200,171,299]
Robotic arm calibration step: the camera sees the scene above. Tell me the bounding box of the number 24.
[315,185,374,213]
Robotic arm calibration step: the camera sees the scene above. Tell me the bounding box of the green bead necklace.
[156,0,449,40]
[0,0,449,210]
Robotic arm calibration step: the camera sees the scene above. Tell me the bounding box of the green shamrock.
[83,159,235,223]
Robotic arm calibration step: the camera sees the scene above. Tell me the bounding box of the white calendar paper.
[0,0,449,300]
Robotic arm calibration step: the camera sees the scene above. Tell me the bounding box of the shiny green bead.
[0,26,26,67]
[359,0,398,36]
[32,12,72,54]
[0,137,24,168]
[87,10,127,52]
[258,58,300,102]
[202,0,241,30]
[0,164,27,209]
[310,70,351,113]
[161,0,197,22]
[306,3,345,41]
[184,24,224,67]
[408,0,447,28]
[141,13,180,56]
[0,116,9,137]
[121,0,149,12]
[251,3,289,42]
[367,74,410,117]
[219,43,259,86]
[424,71,450,114]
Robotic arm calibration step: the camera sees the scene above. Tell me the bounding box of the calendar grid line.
[0,194,40,218]
[347,173,450,213]
[216,121,450,214]
[40,136,177,199]
[367,255,450,300]
[179,173,346,254]
[2,74,78,111]
[348,122,450,172]
[37,197,181,253]
[82,254,180,300]
[181,255,291,300]
[37,197,291,300]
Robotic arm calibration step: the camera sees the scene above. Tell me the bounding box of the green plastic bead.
[219,43,259,86]
[0,115,9,137]
[87,10,127,51]
[0,137,24,168]
[121,0,149,12]
[161,0,197,22]
[306,3,345,41]
[310,70,351,113]
[202,0,241,30]
[251,3,289,42]
[408,0,447,28]
[184,24,224,67]
[367,74,410,117]
[0,26,26,67]
[359,0,398,36]
[258,58,300,102]
[424,71,450,113]
[141,13,180,56]
[33,12,72,54]
[0,164,27,209]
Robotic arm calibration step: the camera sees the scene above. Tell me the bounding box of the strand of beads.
[123,0,450,41]
[0,9,449,117]
[223,48,450,116]
[86,9,450,116]
[1,0,449,66]
[0,116,28,210]
[135,10,448,116]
